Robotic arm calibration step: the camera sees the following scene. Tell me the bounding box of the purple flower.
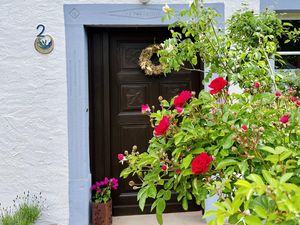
[91,184,97,190]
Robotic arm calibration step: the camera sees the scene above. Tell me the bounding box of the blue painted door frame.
[64,3,224,225]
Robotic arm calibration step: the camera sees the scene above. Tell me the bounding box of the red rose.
[296,101,300,107]
[118,154,124,161]
[161,165,167,171]
[191,152,213,175]
[275,90,281,97]
[280,115,289,124]
[254,82,261,88]
[241,124,248,131]
[209,77,228,94]
[154,116,170,136]
[174,91,192,108]
[175,169,181,175]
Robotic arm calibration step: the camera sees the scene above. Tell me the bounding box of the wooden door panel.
[89,27,203,216]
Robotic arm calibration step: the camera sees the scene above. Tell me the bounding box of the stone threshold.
[112,211,206,225]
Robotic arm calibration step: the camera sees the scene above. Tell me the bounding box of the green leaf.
[244,215,262,225]
[182,154,193,169]
[216,159,238,170]
[182,197,188,210]
[275,146,288,154]
[259,146,276,154]
[139,193,147,211]
[163,190,172,201]
[156,213,163,225]
[203,210,218,218]
[147,184,157,199]
[120,167,132,178]
[262,170,273,184]
[247,174,265,186]
[222,134,235,149]
[235,180,251,188]
[280,151,292,161]
[137,187,147,201]
[280,173,293,183]
[254,205,267,219]
[157,189,165,198]
[156,198,166,214]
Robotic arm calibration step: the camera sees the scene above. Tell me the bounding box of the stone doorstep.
[112,211,206,225]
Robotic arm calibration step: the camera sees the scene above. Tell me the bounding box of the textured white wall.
[0,0,259,224]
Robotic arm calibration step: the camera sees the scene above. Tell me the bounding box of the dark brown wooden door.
[89,27,203,216]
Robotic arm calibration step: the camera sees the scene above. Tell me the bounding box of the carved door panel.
[89,28,202,216]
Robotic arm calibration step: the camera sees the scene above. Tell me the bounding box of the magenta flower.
[141,104,150,114]
[91,184,97,190]
[118,154,124,161]
[290,96,298,102]
[176,107,183,114]
[275,90,281,97]
[254,82,261,88]
[110,178,119,190]
[280,115,289,124]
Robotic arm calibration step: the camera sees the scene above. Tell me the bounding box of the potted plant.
[91,177,118,225]
[119,1,300,224]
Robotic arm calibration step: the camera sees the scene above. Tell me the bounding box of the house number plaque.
[34,24,54,54]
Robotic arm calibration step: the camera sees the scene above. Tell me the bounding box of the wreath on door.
[139,44,164,76]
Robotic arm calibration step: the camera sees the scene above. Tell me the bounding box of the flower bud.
[129,181,135,187]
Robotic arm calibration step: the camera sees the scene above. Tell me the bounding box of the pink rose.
[141,104,150,114]
[176,107,183,114]
[280,115,289,124]
[290,96,298,102]
[275,90,281,97]
[118,154,124,161]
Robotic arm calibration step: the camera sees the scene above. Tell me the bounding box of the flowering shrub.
[91,178,119,204]
[119,1,300,225]
[0,191,46,225]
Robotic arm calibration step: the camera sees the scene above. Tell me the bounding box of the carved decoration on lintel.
[108,7,162,19]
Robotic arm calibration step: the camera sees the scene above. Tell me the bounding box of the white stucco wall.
[0,0,259,224]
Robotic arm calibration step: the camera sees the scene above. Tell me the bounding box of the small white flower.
[189,0,193,7]
[162,4,170,13]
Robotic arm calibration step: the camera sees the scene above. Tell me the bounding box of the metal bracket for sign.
[34,24,54,54]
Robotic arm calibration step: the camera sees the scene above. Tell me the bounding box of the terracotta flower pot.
[92,200,112,225]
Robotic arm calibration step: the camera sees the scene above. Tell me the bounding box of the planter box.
[92,200,112,225]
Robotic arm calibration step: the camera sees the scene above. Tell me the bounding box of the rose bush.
[119,1,300,225]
